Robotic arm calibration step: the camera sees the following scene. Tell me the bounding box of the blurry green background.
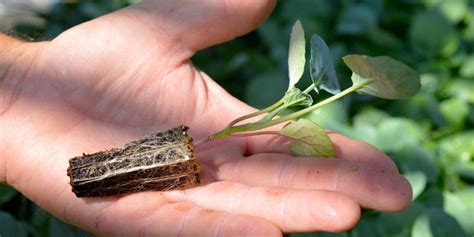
[1,0,474,236]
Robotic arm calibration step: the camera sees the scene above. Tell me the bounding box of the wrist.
[0,34,46,184]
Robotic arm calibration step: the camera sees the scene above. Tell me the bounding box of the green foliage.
[288,20,306,90]
[280,119,335,157]
[405,171,428,200]
[0,211,27,237]
[309,35,340,94]
[410,10,458,57]
[283,88,313,107]
[0,184,18,205]
[210,22,420,153]
[4,0,474,236]
[343,55,421,99]
[411,208,467,237]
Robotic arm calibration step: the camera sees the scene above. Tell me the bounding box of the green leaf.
[445,189,474,235]
[0,211,27,237]
[373,118,424,152]
[405,171,427,200]
[440,97,469,127]
[351,108,390,146]
[0,184,18,205]
[439,131,474,162]
[353,108,390,127]
[410,10,458,56]
[289,232,348,237]
[282,87,313,107]
[49,218,93,237]
[245,72,287,109]
[412,208,467,237]
[442,79,474,103]
[351,217,384,237]
[288,20,306,90]
[437,0,468,24]
[337,4,377,35]
[373,203,425,237]
[464,9,474,41]
[396,145,439,183]
[460,56,474,78]
[280,119,335,157]
[309,34,340,94]
[343,55,421,99]
[303,100,350,133]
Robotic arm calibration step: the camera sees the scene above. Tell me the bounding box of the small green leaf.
[404,171,427,200]
[438,0,468,24]
[411,208,467,237]
[439,131,474,163]
[49,218,93,237]
[303,100,350,133]
[460,56,474,78]
[309,34,340,94]
[245,72,287,109]
[0,212,27,237]
[440,97,469,127]
[373,118,424,152]
[410,10,458,56]
[280,119,335,157]
[288,20,306,90]
[336,4,377,35]
[282,87,313,107]
[0,184,18,205]
[396,145,439,183]
[442,79,474,103]
[445,189,474,235]
[343,55,421,99]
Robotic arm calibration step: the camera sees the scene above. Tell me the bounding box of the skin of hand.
[0,0,412,236]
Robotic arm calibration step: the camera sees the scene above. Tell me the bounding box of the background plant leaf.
[410,9,458,57]
[0,212,27,237]
[280,119,335,157]
[343,55,421,99]
[0,184,18,205]
[309,34,340,94]
[288,20,306,90]
[411,208,467,237]
[404,171,427,200]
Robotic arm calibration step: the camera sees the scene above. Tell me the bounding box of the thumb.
[126,0,276,52]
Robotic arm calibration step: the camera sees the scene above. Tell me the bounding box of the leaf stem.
[226,99,284,127]
[227,131,282,138]
[209,80,373,140]
[274,80,373,123]
[226,83,316,128]
[303,82,316,94]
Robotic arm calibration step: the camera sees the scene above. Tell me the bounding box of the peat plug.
[67,126,200,197]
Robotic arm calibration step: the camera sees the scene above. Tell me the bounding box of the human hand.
[0,0,412,236]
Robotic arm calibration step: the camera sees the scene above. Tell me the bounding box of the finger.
[123,0,276,52]
[206,153,412,212]
[58,191,281,236]
[165,181,361,233]
[246,131,399,171]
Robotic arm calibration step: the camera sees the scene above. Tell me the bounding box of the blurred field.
[1,0,473,236]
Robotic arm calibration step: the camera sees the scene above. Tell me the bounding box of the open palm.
[0,1,412,236]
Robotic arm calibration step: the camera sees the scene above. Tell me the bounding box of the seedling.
[199,20,421,157]
[67,20,421,197]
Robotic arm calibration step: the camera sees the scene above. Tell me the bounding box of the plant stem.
[303,83,316,94]
[226,99,284,127]
[194,131,283,147]
[227,131,282,138]
[209,80,373,140]
[226,83,316,128]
